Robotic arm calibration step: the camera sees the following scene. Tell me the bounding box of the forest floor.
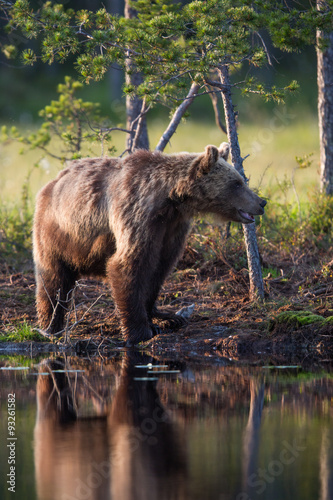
[1,242,333,363]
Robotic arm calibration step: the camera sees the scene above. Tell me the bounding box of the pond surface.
[0,352,332,500]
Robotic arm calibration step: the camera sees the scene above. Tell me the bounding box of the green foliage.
[307,193,333,238]
[0,321,46,342]
[1,0,332,113]
[256,152,333,252]
[1,76,114,163]
[260,190,333,253]
[262,267,280,279]
[2,43,17,59]
[0,183,33,268]
[0,206,32,266]
[295,152,314,170]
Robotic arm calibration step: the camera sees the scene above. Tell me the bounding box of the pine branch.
[206,85,227,135]
[155,81,200,152]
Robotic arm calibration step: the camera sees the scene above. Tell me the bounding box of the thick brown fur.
[33,144,266,345]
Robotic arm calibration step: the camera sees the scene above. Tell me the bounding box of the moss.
[269,310,333,333]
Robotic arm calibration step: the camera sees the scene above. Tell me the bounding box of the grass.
[0,321,45,343]
[0,201,33,268]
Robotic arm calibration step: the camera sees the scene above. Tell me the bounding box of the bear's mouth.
[238,209,255,223]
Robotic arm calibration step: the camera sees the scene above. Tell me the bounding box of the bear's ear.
[195,145,219,176]
[204,145,219,170]
[218,142,230,161]
[171,145,219,199]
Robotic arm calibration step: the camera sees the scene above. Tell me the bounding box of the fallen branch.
[35,287,106,342]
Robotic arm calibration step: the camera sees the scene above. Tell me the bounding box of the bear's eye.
[233,180,243,189]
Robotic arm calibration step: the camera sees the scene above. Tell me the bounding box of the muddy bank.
[0,325,331,364]
[0,268,332,363]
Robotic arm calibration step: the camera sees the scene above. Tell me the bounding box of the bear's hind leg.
[35,261,78,336]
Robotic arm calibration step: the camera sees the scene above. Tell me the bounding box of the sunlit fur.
[33,144,266,345]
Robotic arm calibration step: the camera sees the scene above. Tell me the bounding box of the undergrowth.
[260,190,333,252]
[1,180,333,344]
[187,187,333,274]
[0,178,33,270]
[0,321,44,342]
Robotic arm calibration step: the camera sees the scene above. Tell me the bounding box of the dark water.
[0,352,332,500]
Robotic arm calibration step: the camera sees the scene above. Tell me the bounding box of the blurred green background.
[0,0,321,205]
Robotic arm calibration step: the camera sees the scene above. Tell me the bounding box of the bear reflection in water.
[34,353,186,500]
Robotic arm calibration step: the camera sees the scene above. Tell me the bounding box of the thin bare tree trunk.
[155,82,200,152]
[317,1,333,195]
[219,65,265,300]
[125,0,149,151]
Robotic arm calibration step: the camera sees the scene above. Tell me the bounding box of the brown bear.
[33,143,266,346]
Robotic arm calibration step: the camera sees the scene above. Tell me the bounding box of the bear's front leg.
[146,219,191,330]
[107,255,154,346]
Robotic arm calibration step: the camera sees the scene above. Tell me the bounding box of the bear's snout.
[236,191,267,224]
[257,197,267,216]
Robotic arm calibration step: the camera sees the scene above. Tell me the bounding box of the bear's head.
[182,143,267,224]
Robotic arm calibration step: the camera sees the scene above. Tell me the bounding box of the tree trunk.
[317,1,333,195]
[219,65,265,300]
[124,0,149,151]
